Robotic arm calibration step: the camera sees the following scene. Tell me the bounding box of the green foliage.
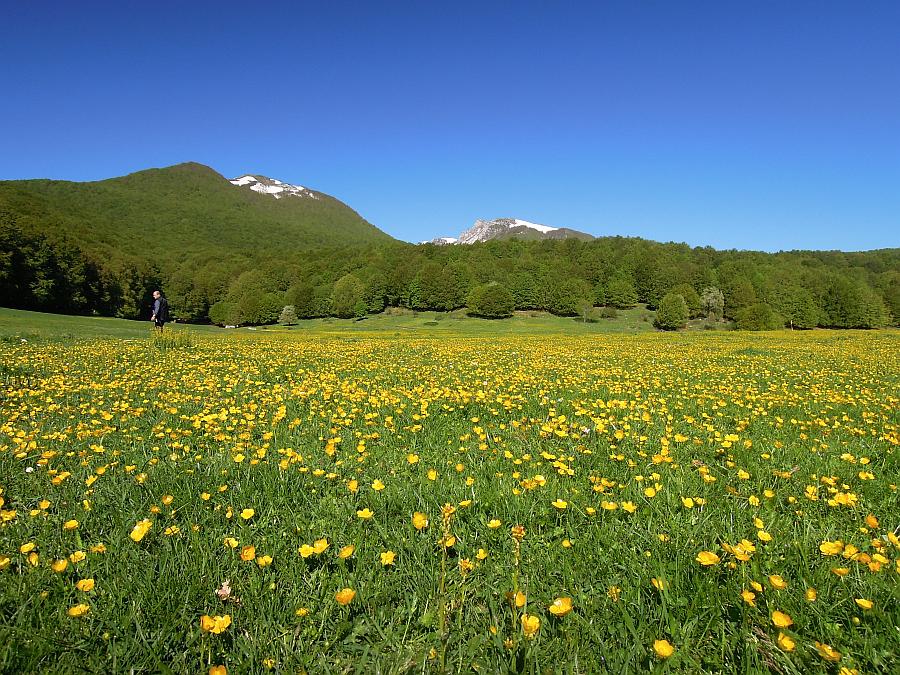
[331,274,366,318]
[670,283,702,318]
[653,293,688,330]
[734,302,781,331]
[467,282,515,318]
[547,278,593,316]
[606,276,639,309]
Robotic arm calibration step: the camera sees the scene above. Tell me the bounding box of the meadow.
[0,313,898,673]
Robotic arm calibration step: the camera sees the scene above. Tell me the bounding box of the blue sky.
[1,1,898,251]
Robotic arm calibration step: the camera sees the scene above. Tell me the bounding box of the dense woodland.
[1,222,897,329]
[0,163,897,330]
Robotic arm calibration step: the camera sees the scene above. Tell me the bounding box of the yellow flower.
[777,632,795,652]
[335,588,356,605]
[621,501,637,513]
[551,499,568,510]
[0,556,10,570]
[681,497,694,509]
[819,540,844,556]
[653,639,674,659]
[356,508,374,520]
[161,495,174,505]
[295,607,310,617]
[256,554,273,567]
[643,487,657,498]
[209,666,227,675]
[740,589,756,606]
[51,558,69,573]
[412,512,429,530]
[129,519,152,542]
[476,548,488,560]
[865,514,879,529]
[768,574,787,590]
[380,550,396,566]
[75,578,95,592]
[240,545,256,561]
[338,545,355,559]
[520,613,540,638]
[406,453,419,464]
[549,597,573,616]
[831,567,850,577]
[223,537,239,549]
[372,479,385,491]
[68,603,90,618]
[487,518,501,529]
[240,508,254,520]
[814,641,841,662]
[20,542,35,554]
[757,530,772,542]
[299,544,315,558]
[854,598,873,610]
[771,611,793,628]
[696,551,720,566]
[806,588,818,602]
[427,469,438,481]
[313,538,329,554]
[69,550,86,563]
[200,614,232,634]
[63,519,79,531]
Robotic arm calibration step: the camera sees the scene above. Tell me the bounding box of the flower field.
[1,329,898,673]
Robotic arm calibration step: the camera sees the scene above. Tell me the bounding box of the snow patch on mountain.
[229,174,319,200]
[512,219,557,234]
[427,217,592,244]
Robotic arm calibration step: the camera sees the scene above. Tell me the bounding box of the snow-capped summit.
[427,218,593,245]
[229,174,319,200]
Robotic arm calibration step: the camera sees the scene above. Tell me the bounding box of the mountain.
[428,217,593,244]
[0,162,391,265]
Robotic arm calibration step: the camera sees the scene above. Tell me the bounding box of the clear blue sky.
[2,1,898,251]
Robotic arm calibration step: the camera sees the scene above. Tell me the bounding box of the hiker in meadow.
[150,290,170,332]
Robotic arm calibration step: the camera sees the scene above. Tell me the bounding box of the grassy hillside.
[0,162,391,262]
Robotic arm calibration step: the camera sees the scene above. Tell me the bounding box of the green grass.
[1,312,898,673]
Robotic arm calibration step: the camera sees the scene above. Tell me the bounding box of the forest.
[1,220,896,330]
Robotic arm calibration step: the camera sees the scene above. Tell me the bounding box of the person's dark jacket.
[153,297,170,323]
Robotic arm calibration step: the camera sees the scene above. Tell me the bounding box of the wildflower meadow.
[1,328,898,673]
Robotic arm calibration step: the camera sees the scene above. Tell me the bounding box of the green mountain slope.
[0,162,391,262]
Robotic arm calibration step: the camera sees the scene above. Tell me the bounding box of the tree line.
[1,220,897,329]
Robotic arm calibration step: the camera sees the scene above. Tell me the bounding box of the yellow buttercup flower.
[653,639,674,659]
[548,597,573,616]
[335,588,356,605]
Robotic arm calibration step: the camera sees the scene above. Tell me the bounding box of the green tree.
[548,278,593,316]
[332,274,366,318]
[468,282,515,318]
[670,283,701,318]
[654,293,688,330]
[606,276,638,309]
[734,302,781,331]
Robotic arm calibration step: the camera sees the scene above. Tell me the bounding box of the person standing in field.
[150,290,170,332]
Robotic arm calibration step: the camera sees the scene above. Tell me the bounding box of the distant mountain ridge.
[428,217,593,244]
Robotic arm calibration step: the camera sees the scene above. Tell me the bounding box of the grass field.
[1,310,898,673]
